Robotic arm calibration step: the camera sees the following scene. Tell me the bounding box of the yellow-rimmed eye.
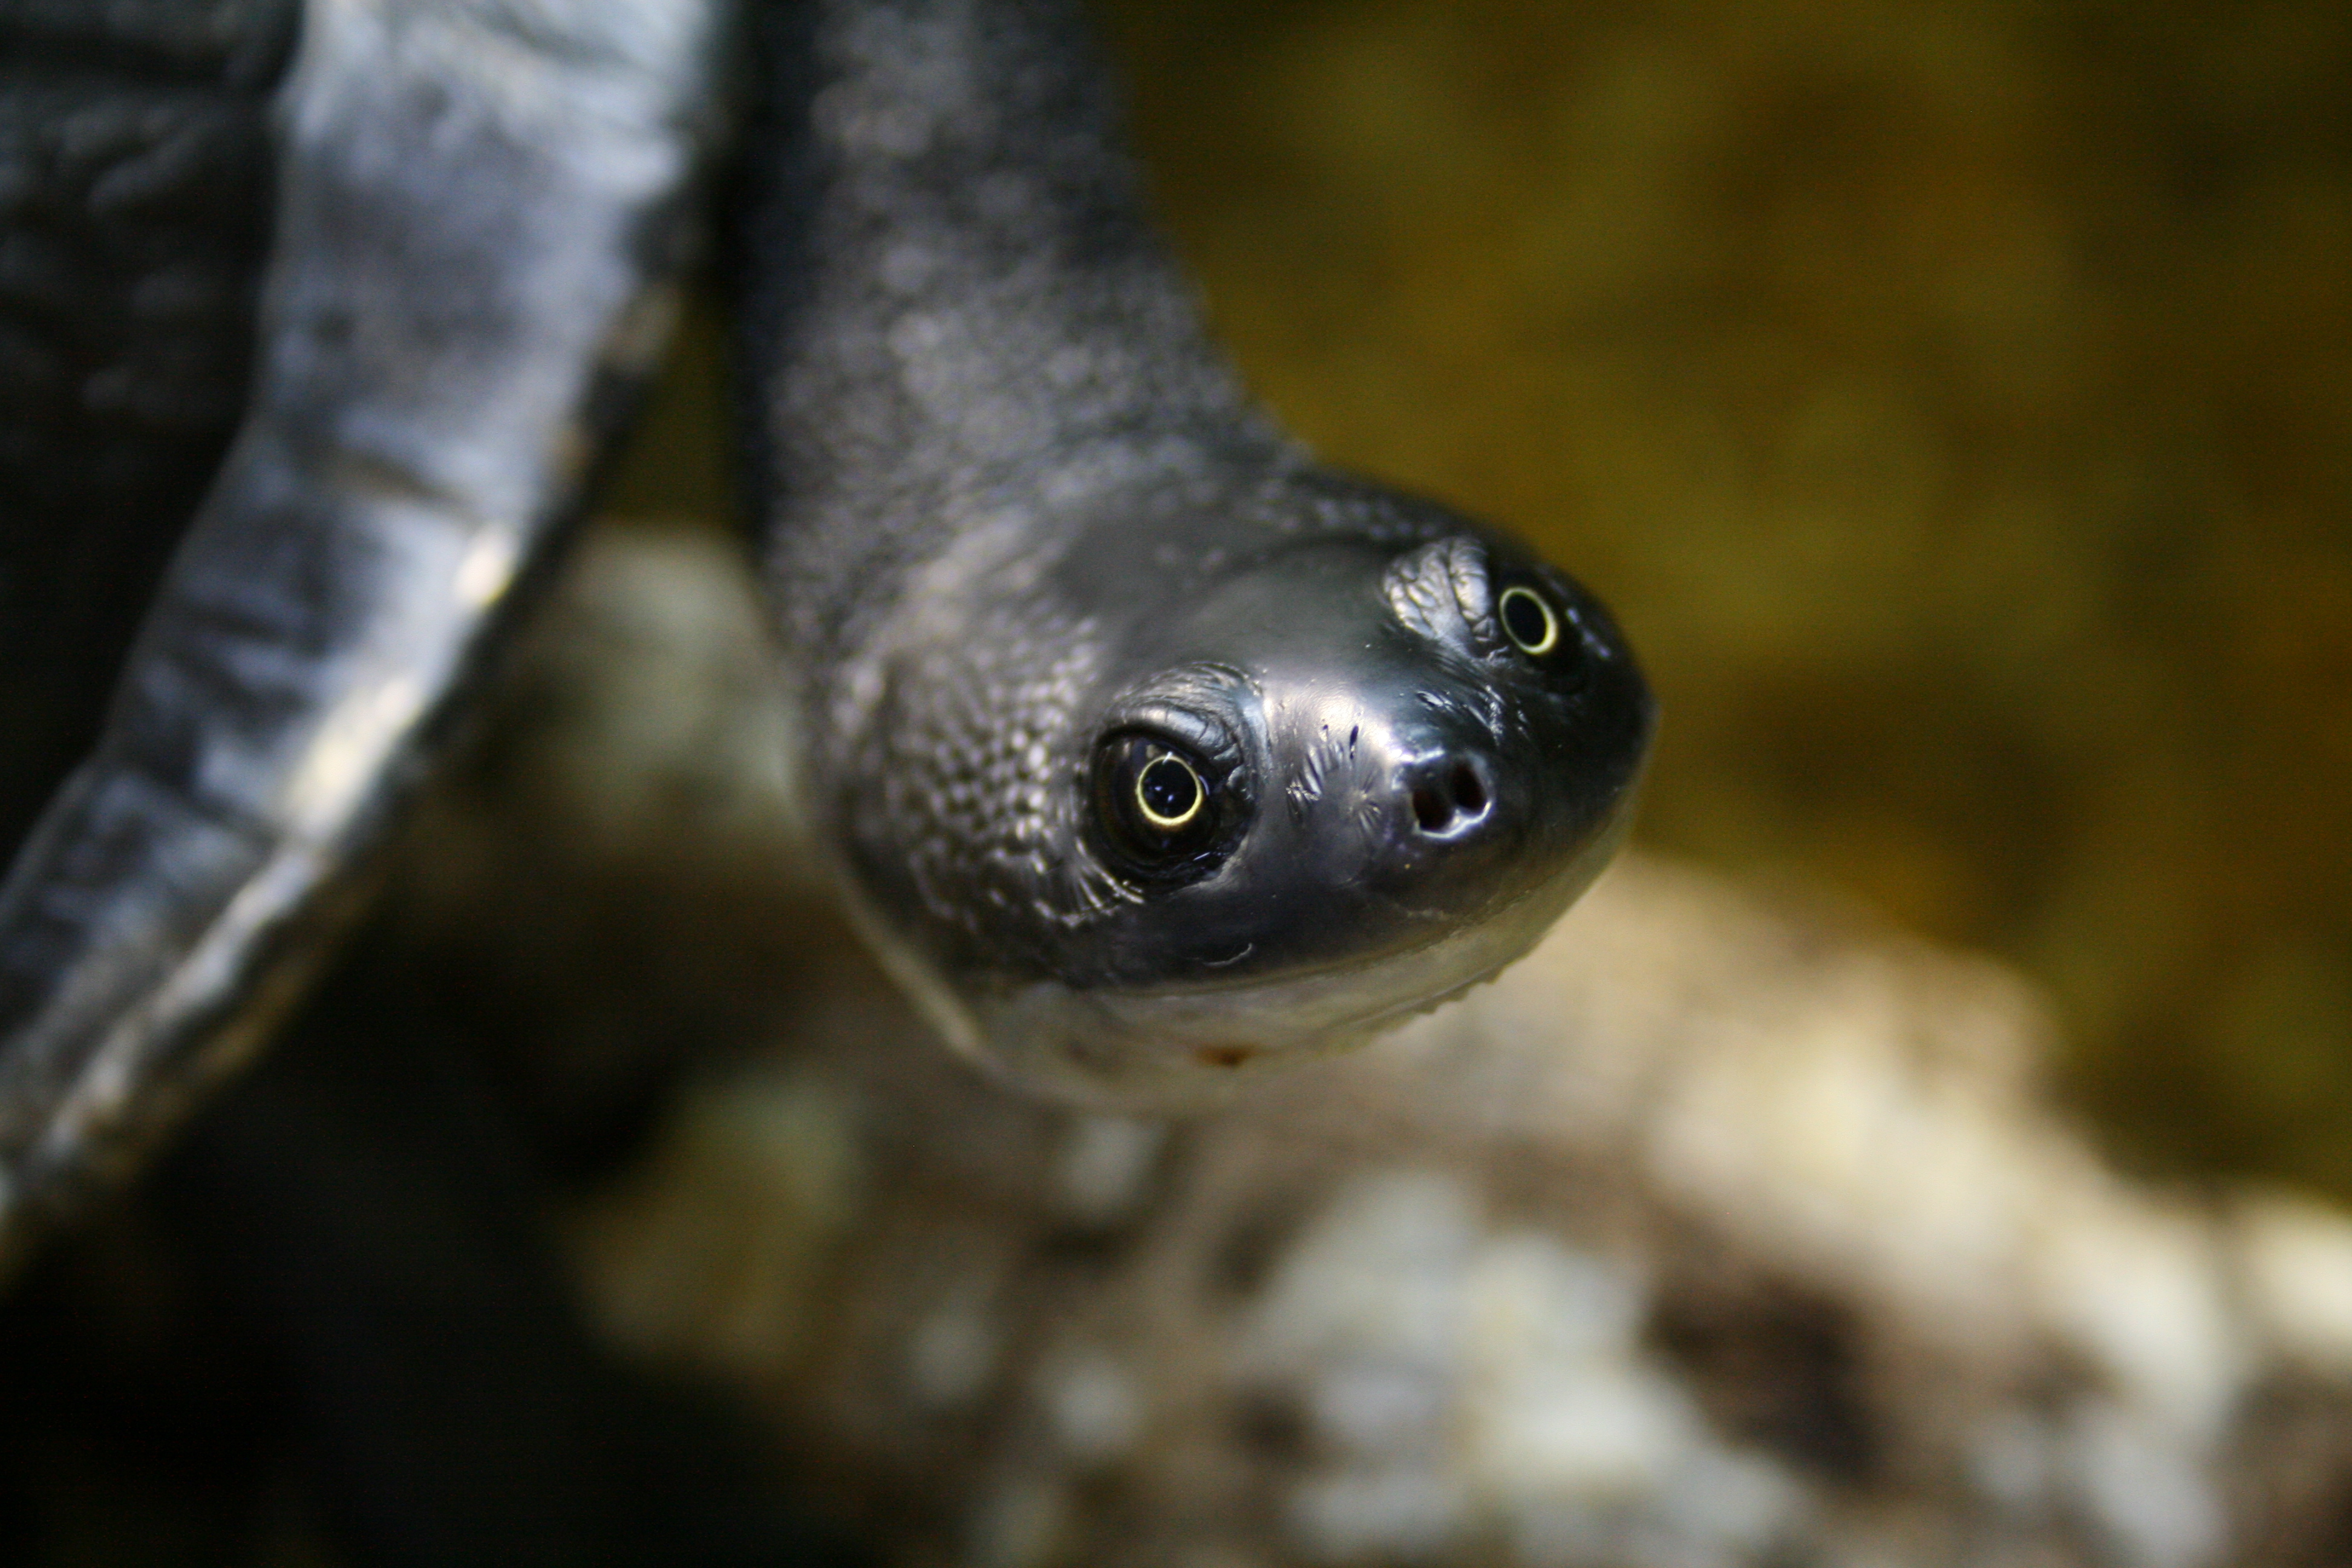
[1095,731,1230,875]
[1135,753,1203,829]
[1498,584,1560,655]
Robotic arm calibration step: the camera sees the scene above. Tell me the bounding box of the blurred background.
[621,0,2352,1200]
[8,4,2350,1563]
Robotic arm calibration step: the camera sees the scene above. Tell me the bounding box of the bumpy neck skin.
[736,0,1653,1104]
[738,0,1289,685]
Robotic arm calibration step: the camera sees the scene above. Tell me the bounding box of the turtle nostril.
[1449,760,1487,817]
[1407,757,1494,836]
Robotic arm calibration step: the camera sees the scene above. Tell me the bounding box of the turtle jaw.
[930,795,1634,1109]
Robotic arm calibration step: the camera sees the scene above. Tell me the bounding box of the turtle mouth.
[946,808,1630,1109]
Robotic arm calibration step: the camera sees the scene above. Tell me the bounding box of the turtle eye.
[1095,731,1226,873]
[1497,584,1560,656]
[1135,753,1203,829]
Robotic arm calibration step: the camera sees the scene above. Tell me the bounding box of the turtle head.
[830,484,1654,1106]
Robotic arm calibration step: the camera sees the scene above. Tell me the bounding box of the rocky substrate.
[395,523,2352,1568]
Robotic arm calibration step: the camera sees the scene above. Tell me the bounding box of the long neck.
[736,0,1284,675]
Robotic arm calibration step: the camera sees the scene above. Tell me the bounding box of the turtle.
[0,0,1653,1558]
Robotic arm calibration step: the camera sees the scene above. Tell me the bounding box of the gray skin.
[0,0,1651,1253]
[745,0,1653,1100]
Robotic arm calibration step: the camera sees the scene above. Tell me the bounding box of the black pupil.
[1138,756,1200,823]
[1503,589,1550,648]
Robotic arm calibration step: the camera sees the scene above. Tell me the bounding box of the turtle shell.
[0,0,725,1253]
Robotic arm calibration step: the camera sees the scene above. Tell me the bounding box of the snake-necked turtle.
[3,0,1653,1556]
[0,0,1651,1252]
